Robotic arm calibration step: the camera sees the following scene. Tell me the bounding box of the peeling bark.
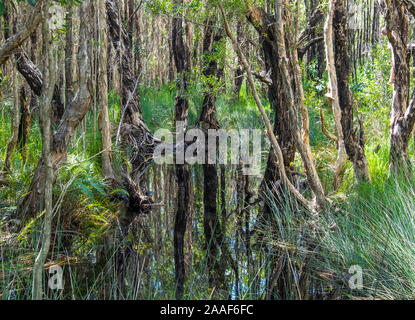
[324,0,348,189]
[18,1,93,220]
[333,0,370,183]
[32,0,57,300]
[98,0,114,180]
[380,0,413,175]
[15,51,64,122]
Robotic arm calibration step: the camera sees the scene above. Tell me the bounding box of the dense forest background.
[1,0,415,300]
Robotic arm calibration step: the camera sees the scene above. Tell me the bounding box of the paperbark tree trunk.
[18,1,93,220]
[64,2,74,106]
[324,0,348,189]
[3,63,20,174]
[243,2,326,211]
[380,0,414,175]
[97,0,114,180]
[333,0,370,183]
[172,0,191,299]
[199,16,226,293]
[219,4,318,212]
[15,51,65,122]
[247,6,297,216]
[32,0,57,299]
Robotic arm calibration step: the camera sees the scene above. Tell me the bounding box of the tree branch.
[0,1,43,66]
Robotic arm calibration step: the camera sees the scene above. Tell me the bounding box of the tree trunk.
[3,63,20,174]
[15,51,65,123]
[18,1,93,220]
[220,3,317,211]
[380,0,413,175]
[324,0,348,189]
[97,0,114,180]
[32,0,57,299]
[64,3,74,106]
[107,0,157,218]
[17,86,31,163]
[247,6,297,215]
[200,16,226,293]
[172,0,191,299]
[333,0,370,183]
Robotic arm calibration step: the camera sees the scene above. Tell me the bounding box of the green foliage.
[315,179,415,299]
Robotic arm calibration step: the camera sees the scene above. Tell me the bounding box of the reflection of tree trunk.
[333,0,370,183]
[172,0,191,299]
[199,17,226,293]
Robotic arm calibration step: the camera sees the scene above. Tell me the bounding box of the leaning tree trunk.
[333,0,370,183]
[106,0,159,297]
[15,51,65,122]
[172,0,191,299]
[106,0,158,221]
[380,0,412,175]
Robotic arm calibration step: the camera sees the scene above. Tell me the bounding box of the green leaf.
[0,1,5,16]
[27,0,37,7]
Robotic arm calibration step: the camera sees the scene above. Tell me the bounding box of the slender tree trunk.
[324,0,348,189]
[17,86,30,163]
[65,3,73,106]
[32,0,57,299]
[3,63,20,174]
[98,0,114,180]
